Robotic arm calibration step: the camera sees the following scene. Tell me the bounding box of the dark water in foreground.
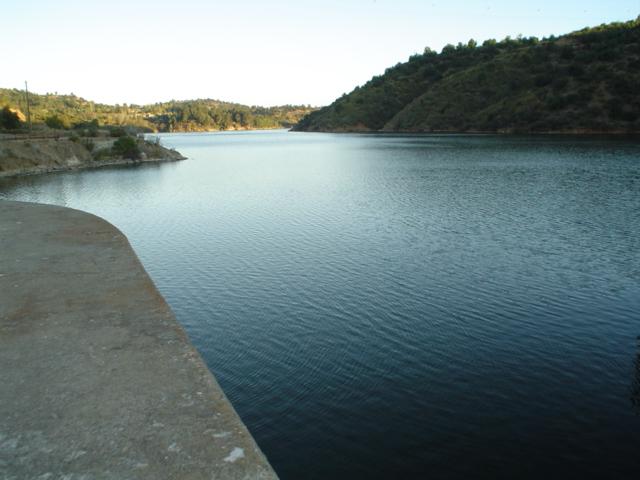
[2,131,640,478]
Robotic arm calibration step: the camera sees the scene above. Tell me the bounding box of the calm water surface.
[2,131,639,478]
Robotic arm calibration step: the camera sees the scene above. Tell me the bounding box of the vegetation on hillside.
[294,18,640,133]
[0,89,315,133]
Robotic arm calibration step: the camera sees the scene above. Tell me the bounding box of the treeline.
[0,89,315,132]
[294,18,640,133]
[144,100,313,131]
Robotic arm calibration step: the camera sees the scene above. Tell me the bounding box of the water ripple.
[1,132,640,479]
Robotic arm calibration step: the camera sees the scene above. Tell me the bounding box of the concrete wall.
[0,200,278,479]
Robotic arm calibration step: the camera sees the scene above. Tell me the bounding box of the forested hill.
[294,18,640,134]
[0,89,314,132]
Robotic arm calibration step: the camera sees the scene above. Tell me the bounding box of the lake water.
[1,130,639,478]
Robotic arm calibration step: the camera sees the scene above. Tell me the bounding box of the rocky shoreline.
[0,136,186,178]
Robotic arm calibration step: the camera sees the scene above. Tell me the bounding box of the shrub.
[111,135,140,159]
[73,120,99,137]
[552,77,569,90]
[45,115,67,129]
[534,74,553,87]
[93,148,111,161]
[568,64,585,77]
[109,126,127,137]
[560,46,575,60]
[0,106,21,130]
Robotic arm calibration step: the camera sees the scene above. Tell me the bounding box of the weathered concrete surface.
[0,201,278,479]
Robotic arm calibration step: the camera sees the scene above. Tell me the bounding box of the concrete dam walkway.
[0,201,278,479]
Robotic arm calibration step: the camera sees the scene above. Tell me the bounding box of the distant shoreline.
[154,126,291,134]
[0,155,185,179]
[290,128,640,136]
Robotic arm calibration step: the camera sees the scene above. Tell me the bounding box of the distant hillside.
[0,89,315,133]
[294,18,640,133]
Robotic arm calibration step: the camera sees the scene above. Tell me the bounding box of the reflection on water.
[1,131,640,479]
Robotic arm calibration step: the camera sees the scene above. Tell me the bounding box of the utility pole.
[24,81,32,134]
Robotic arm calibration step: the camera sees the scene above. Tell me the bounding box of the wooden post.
[24,81,32,134]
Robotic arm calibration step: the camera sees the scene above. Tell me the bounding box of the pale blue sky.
[3,0,638,106]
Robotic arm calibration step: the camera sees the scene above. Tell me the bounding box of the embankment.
[0,200,278,479]
[0,137,185,178]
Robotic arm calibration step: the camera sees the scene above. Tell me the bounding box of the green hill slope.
[294,18,640,133]
[0,89,314,133]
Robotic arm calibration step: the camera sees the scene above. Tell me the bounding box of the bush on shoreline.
[111,136,141,159]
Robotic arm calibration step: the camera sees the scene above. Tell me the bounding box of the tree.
[441,44,456,55]
[0,106,21,130]
[423,46,436,56]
